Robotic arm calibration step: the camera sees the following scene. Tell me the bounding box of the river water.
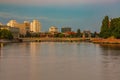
[0,42,120,80]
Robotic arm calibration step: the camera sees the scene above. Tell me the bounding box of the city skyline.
[0,0,120,32]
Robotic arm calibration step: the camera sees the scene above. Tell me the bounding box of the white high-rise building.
[7,20,18,27]
[30,20,41,32]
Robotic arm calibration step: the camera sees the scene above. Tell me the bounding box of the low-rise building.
[82,30,91,38]
[49,26,58,33]
[61,27,71,33]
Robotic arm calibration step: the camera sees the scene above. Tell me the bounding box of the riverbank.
[1,38,120,44]
[91,38,120,44]
[20,38,90,42]
[21,37,120,44]
[18,38,120,44]
[0,39,22,43]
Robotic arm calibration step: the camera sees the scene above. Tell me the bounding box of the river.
[0,42,120,80]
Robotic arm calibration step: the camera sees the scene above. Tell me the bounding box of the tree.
[25,31,31,37]
[112,26,120,38]
[58,33,65,38]
[91,32,98,38]
[54,33,65,38]
[0,29,1,38]
[100,16,111,38]
[0,29,13,40]
[100,16,120,39]
[110,17,120,38]
[76,29,81,37]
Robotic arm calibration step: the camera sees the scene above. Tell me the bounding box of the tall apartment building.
[30,20,41,32]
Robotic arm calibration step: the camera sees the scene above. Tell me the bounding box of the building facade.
[24,21,30,32]
[49,26,58,33]
[30,20,41,33]
[82,30,91,38]
[61,27,71,33]
[7,20,18,27]
[7,20,30,35]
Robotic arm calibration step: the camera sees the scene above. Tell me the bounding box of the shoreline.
[20,38,120,44]
[19,38,88,42]
[0,39,22,43]
[1,38,120,44]
[91,38,120,44]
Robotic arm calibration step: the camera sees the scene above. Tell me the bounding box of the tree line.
[24,30,82,38]
[0,29,13,40]
[100,16,120,39]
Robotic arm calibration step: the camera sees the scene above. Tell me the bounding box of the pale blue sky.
[0,0,120,32]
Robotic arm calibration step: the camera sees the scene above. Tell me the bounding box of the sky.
[0,0,120,32]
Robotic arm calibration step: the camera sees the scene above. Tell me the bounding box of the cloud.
[0,12,50,23]
[0,12,78,31]
[0,12,19,19]
[0,0,119,6]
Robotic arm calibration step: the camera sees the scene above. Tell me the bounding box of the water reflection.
[99,44,120,57]
[0,43,3,57]
[0,45,1,57]
[0,42,120,80]
[99,44,120,50]
[99,44,120,80]
[0,43,3,47]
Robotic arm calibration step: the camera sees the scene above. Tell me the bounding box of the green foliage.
[91,32,98,38]
[54,33,65,38]
[0,29,13,40]
[110,17,120,38]
[100,16,120,39]
[76,29,81,37]
[0,29,1,37]
[58,33,65,38]
[31,33,40,37]
[19,34,25,38]
[100,16,111,38]
[25,31,31,37]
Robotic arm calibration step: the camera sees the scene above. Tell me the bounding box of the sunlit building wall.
[30,20,41,32]
[49,26,58,33]
[7,20,30,35]
[7,20,18,27]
